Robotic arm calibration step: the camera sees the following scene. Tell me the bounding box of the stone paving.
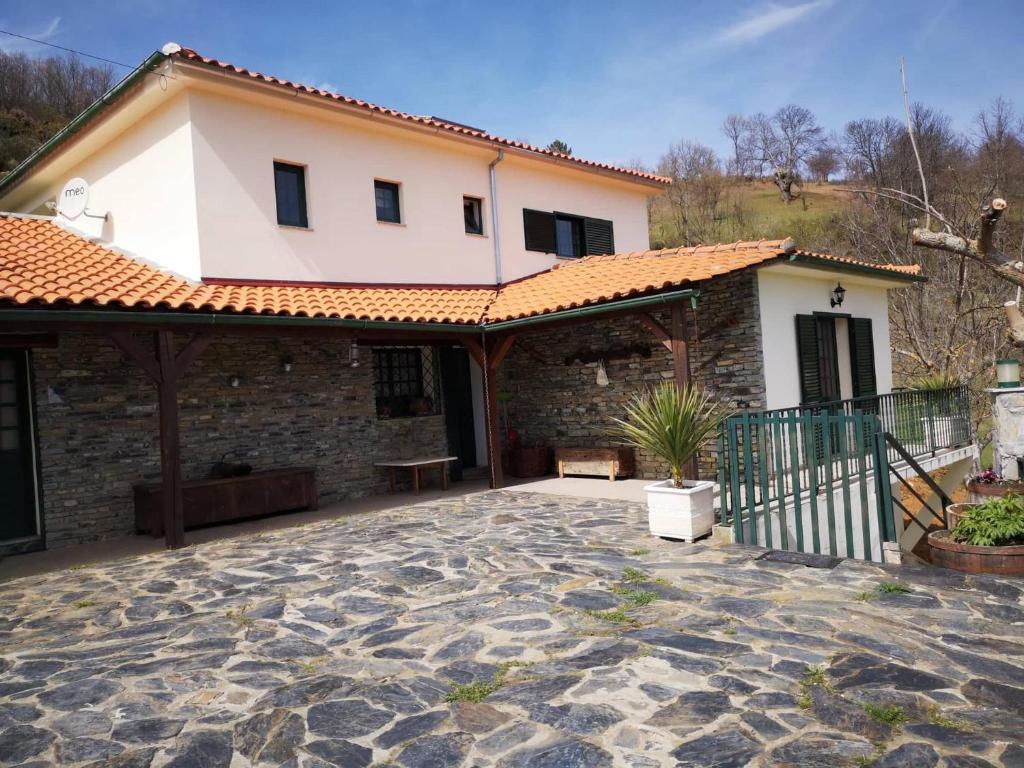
[1,490,1024,767]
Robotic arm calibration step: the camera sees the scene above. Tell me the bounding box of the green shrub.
[611,382,732,487]
[951,494,1024,546]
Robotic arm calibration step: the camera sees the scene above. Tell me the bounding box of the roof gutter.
[0,308,475,334]
[481,287,699,332]
[0,50,170,200]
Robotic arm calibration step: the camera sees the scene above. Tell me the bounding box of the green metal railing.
[716,386,971,562]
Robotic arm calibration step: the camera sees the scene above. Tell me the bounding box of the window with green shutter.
[795,314,841,405]
[848,318,877,398]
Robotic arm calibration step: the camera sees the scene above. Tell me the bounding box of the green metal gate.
[717,409,896,562]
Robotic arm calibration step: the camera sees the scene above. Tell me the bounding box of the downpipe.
[488,149,504,284]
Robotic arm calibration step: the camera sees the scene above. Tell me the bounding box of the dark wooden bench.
[133,467,317,536]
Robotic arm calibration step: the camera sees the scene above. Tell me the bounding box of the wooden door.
[0,350,39,542]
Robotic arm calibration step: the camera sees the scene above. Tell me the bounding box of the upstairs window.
[375,180,401,223]
[523,209,614,258]
[274,161,308,228]
[464,196,483,235]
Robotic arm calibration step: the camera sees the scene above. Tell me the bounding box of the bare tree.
[721,114,748,176]
[808,145,839,183]
[651,141,726,247]
[738,105,823,202]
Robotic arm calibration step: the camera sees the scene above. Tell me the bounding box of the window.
[464,196,483,235]
[373,347,440,418]
[375,180,401,223]
[273,162,308,228]
[555,215,583,258]
[522,209,614,257]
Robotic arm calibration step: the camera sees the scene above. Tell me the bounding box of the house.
[0,44,935,559]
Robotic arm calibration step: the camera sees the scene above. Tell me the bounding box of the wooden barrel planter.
[946,502,976,531]
[966,479,1024,501]
[928,530,1024,575]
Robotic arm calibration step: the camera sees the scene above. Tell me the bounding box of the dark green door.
[0,350,39,542]
[439,346,477,481]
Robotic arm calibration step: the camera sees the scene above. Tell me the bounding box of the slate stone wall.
[30,333,447,549]
[499,271,766,480]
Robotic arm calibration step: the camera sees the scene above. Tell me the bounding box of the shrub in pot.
[929,494,1024,575]
[612,382,731,542]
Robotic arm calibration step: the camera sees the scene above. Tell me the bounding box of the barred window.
[373,347,440,419]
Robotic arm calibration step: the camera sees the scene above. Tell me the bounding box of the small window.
[464,196,483,235]
[274,162,308,228]
[373,347,440,419]
[375,180,401,223]
[555,214,583,258]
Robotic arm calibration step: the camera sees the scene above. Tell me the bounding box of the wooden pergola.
[0,294,695,549]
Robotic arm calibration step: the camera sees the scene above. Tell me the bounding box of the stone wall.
[499,271,766,479]
[31,333,447,549]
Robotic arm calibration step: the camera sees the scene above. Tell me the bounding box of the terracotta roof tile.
[0,215,493,323]
[0,216,920,327]
[172,47,670,187]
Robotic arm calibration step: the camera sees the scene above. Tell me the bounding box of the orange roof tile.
[483,240,921,322]
[0,215,493,323]
[0,215,920,327]
[171,47,670,187]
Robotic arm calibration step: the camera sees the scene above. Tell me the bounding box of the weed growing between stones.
[225,605,253,629]
[877,582,911,595]
[722,620,737,636]
[630,548,650,556]
[444,661,531,703]
[861,703,908,728]
[926,705,972,732]
[622,566,647,583]
[610,586,659,606]
[73,599,97,608]
[798,666,831,709]
[584,607,634,625]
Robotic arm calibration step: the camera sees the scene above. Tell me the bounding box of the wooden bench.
[376,456,457,494]
[555,447,635,481]
[133,467,318,536]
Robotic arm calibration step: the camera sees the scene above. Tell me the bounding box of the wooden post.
[109,330,211,549]
[156,331,184,548]
[670,304,699,480]
[474,334,516,490]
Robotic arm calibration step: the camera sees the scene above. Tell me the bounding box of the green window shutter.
[523,209,556,253]
[796,314,823,404]
[848,318,877,397]
[583,217,615,255]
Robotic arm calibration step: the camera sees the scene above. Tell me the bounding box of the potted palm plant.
[612,382,731,542]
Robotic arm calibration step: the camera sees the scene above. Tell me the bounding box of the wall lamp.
[280,357,294,373]
[349,341,360,368]
[830,282,846,308]
[227,375,241,388]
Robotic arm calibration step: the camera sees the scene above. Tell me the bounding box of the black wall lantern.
[830,282,846,308]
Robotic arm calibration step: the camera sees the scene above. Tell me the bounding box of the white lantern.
[997,358,1020,389]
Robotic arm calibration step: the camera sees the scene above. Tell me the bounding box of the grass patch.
[610,586,659,606]
[445,661,530,704]
[861,703,908,727]
[722,621,737,636]
[622,566,648,584]
[225,607,254,629]
[877,582,912,595]
[798,665,832,709]
[926,706,972,732]
[630,548,650,556]
[73,599,98,608]
[584,607,633,624]
[855,591,877,602]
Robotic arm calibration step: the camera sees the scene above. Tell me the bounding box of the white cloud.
[717,1,829,44]
[0,16,62,53]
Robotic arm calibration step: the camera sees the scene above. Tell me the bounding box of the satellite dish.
[57,178,89,219]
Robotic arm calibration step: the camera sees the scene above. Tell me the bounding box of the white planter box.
[644,479,716,542]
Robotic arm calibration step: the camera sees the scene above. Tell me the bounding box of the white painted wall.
[43,93,202,280]
[756,265,895,410]
[187,87,653,284]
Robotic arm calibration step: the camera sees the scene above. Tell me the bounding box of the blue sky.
[2,1,1021,169]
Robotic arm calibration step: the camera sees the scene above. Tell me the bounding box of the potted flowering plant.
[612,382,731,542]
[966,469,1024,501]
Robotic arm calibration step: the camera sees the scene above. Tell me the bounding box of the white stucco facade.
[0,61,656,284]
[756,264,897,410]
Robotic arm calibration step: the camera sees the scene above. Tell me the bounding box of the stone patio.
[1,490,1023,767]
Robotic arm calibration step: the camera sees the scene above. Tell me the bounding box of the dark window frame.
[375,179,402,224]
[464,196,484,235]
[554,212,584,258]
[372,347,439,419]
[273,161,309,228]
[523,208,615,258]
